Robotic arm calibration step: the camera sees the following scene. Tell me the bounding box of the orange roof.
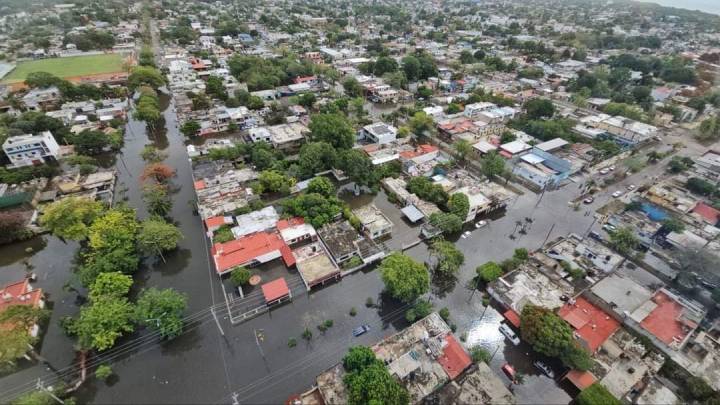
[276,217,305,231]
[565,370,596,390]
[363,144,380,153]
[641,290,697,346]
[693,202,720,225]
[194,180,206,190]
[262,277,290,303]
[558,297,620,352]
[205,216,228,230]
[293,75,317,84]
[0,279,43,313]
[212,232,289,274]
[503,309,521,328]
[399,144,438,159]
[437,335,472,380]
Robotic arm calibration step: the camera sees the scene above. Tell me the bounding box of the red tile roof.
[640,290,697,346]
[205,216,228,230]
[293,75,317,84]
[503,309,521,328]
[558,297,620,352]
[565,370,597,390]
[692,202,720,225]
[437,334,472,380]
[276,217,305,231]
[212,232,290,274]
[0,279,43,313]
[262,277,290,303]
[399,144,439,159]
[194,180,206,190]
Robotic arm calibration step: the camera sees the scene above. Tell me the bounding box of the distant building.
[352,204,393,239]
[3,132,60,168]
[359,122,398,144]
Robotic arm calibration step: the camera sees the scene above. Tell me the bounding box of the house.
[317,220,384,266]
[211,231,294,275]
[0,278,44,338]
[499,140,531,158]
[3,132,60,168]
[463,102,496,118]
[352,204,393,240]
[293,242,340,290]
[22,86,61,110]
[399,144,442,176]
[267,122,309,153]
[558,297,620,353]
[204,215,233,232]
[359,122,397,145]
[231,206,280,239]
[277,217,317,246]
[511,147,573,189]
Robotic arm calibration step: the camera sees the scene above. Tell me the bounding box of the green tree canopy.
[480,151,506,179]
[429,212,463,235]
[137,218,183,262]
[306,176,335,197]
[477,261,503,282]
[298,142,337,178]
[281,193,344,228]
[379,253,429,303]
[338,149,374,187]
[40,197,104,240]
[134,288,187,339]
[448,192,470,221]
[520,305,593,370]
[128,66,166,90]
[524,98,555,119]
[89,272,133,301]
[342,346,409,405]
[430,239,465,276]
[608,226,639,256]
[576,383,621,405]
[308,113,355,149]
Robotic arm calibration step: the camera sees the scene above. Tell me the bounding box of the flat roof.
[262,277,289,303]
[590,274,652,315]
[401,204,425,223]
[640,290,698,346]
[295,245,339,287]
[535,137,568,152]
[521,153,545,165]
[500,140,531,154]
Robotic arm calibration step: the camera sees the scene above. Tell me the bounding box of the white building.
[2,132,60,168]
[360,122,397,144]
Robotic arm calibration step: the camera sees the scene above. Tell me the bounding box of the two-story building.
[2,132,61,168]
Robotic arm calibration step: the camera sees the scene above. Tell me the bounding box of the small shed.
[262,277,291,305]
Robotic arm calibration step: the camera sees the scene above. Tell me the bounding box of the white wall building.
[2,132,60,168]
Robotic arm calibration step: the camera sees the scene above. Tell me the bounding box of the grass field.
[1,53,126,84]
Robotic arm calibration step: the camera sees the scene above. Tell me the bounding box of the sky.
[632,0,720,16]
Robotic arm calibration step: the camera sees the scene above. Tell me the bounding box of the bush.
[439,307,450,321]
[576,383,621,405]
[365,297,374,307]
[96,364,113,381]
[324,319,334,328]
[349,307,357,316]
[288,337,297,348]
[213,225,234,243]
[229,267,251,286]
[470,346,491,363]
[405,299,433,322]
[302,328,313,340]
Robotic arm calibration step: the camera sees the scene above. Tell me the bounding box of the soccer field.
[1,53,126,84]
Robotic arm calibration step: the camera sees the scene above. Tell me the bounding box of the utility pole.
[584,216,598,238]
[36,379,64,405]
[211,308,225,336]
[540,223,555,250]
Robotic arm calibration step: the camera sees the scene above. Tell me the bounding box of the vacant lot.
[1,53,125,83]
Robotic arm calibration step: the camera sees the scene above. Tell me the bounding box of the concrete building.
[268,122,309,153]
[359,122,397,144]
[3,132,60,168]
[352,203,393,239]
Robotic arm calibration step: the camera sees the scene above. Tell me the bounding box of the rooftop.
[261,277,290,303]
[590,273,653,315]
[558,297,620,352]
[294,243,339,288]
[640,289,703,348]
[232,206,279,239]
[212,232,291,274]
[317,221,361,261]
[488,263,574,313]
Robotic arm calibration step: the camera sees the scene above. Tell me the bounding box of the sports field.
[1,53,126,84]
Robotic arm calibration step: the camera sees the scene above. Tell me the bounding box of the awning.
[564,370,597,390]
[262,278,290,303]
[503,309,521,328]
[401,205,425,223]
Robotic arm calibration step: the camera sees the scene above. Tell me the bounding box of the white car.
[627,184,636,191]
[599,168,610,175]
[612,190,623,198]
[499,323,521,345]
[476,220,488,229]
[461,230,472,239]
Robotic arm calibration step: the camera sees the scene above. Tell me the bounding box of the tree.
[342,346,409,405]
[230,267,252,286]
[137,218,182,263]
[513,248,529,262]
[698,116,720,141]
[576,383,621,405]
[459,50,475,64]
[609,226,639,256]
[520,305,573,357]
[40,197,104,240]
[448,192,470,221]
[0,212,29,244]
[128,66,166,90]
[373,56,398,76]
[343,346,378,373]
[430,239,464,276]
[661,217,685,233]
[379,253,429,303]
[205,75,227,100]
[96,364,113,380]
[11,390,56,405]
[524,98,555,119]
[281,193,344,228]
[297,93,317,109]
[342,77,362,98]
[191,93,211,111]
[142,183,172,217]
[401,55,421,81]
[453,139,472,163]
[141,145,165,163]
[87,209,139,256]
[473,49,486,60]
[134,93,162,128]
[406,176,448,205]
[477,261,503,282]
[307,177,335,197]
[89,272,133,301]
[446,103,462,114]
[180,120,200,137]
[560,341,594,371]
[408,111,435,136]
[141,163,175,183]
[257,170,295,194]
[72,295,134,351]
[686,177,717,196]
[480,151,506,179]
[0,306,48,371]
[298,142,337,177]
[24,71,61,88]
[70,129,109,155]
[338,149,374,187]
[308,113,355,149]
[134,288,187,339]
[429,212,463,235]
[405,299,433,322]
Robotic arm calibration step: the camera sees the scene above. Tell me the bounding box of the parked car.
[609,166,616,171]
[599,168,610,175]
[461,230,472,239]
[499,323,521,345]
[588,231,603,241]
[352,324,370,337]
[502,363,516,380]
[583,197,594,204]
[612,190,623,198]
[476,220,488,229]
[534,361,555,378]
[603,224,617,232]
[627,184,636,191]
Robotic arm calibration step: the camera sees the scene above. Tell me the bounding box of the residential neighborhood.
[0,0,719,404]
